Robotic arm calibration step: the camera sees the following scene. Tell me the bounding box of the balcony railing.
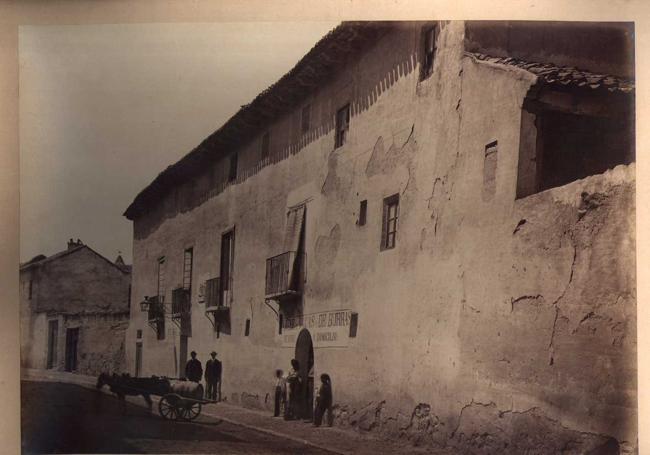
[171,288,191,317]
[205,277,231,309]
[265,251,304,299]
[147,296,164,322]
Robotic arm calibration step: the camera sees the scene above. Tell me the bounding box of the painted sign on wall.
[281,309,353,348]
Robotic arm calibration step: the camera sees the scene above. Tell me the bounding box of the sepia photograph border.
[1,0,649,454]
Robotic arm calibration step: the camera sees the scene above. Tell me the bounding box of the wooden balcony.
[171,288,191,318]
[265,251,304,300]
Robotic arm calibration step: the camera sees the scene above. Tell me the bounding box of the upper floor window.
[381,194,399,250]
[261,132,270,161]
[183,248,193,291]
[220,229,235,295]
[228,153,238,182]
[421,25,437,80]
[157,257,166,302]
[301,104,311,134]
[335,104,350,148]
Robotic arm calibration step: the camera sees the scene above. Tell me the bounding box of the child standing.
[313,373,333,427]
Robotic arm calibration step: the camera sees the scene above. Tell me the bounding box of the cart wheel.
[179,401,202,421]
[159,394,182,421]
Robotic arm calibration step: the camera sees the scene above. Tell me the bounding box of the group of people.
[274,358,333,427]
[182,351,333,426]
[184,350,222,401]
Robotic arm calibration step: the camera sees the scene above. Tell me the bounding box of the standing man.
[273,369,287,417]
[185,351,203,383]
[205,351,222,401]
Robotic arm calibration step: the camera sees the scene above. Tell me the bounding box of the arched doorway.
[295,328,314,420]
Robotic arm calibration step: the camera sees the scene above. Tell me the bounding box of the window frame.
[381,194,399,251]
[157,257,166,302]
[183,248,193,292]
[156,256,166,340]
[220,228,235,294]
[335,103,350,149]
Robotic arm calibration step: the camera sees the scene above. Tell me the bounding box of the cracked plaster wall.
[127,21,636,453]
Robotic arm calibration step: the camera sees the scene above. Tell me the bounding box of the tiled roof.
[124,22,392,220]
[467,52,635,93]
[20,245,131,275]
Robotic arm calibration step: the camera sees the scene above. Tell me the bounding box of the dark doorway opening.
[179,335,188,378]
[295,328,314,420]
[64,328,79,372]
[47,320,59,369]
[135,342,143,377]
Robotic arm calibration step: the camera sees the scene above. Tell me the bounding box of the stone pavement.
[21,369,449,454]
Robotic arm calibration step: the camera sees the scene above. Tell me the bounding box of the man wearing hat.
[185,351,203,383]
[205,351,222,401]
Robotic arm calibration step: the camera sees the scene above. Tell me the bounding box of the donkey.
[96,372,169,413]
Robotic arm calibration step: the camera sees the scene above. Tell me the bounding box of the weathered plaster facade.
[125,22,636,453]
[20,243,131,375]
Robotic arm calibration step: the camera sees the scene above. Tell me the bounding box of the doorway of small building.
[295,328,314,420]
[135,342,143,377]
[46,320,58,369]
[179,335,188,378]
[64,328,79,372]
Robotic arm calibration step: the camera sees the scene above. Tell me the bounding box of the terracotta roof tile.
[467,52,635,93]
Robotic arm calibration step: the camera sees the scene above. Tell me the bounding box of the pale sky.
[19,22,338,264]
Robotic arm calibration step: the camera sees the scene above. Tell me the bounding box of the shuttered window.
[183,248,193,291]
[157,257,166,302]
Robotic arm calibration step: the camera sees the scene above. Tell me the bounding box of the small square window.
[358,200,367,226]
[381,194,399,251]
[335,104,350,148]
[261,132,270,160]
[136,329,142,339]
[301,104,311,134]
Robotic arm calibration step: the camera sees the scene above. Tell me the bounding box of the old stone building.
[20,240,131,375]
[124,21,636,453]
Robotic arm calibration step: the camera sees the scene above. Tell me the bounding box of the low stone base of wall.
[332,400,631,455]
[225,390,634,454]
